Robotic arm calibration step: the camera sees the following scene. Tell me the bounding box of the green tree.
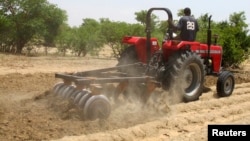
[100,18,144,58]
[189,12,250,67]
[43,4,67,47]
[134,10,158,31]
[135,10,148,25]
[0,14,13,52]
[216,12,250,67]
[55,23,74,56]
[0,0,66,54]
[74,18,104,56]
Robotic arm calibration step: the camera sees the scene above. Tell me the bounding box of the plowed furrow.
[53,83,250,141]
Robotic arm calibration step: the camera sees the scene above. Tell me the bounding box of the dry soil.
[0,54,250,141]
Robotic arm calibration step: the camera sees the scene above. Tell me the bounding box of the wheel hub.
[224,77,233,94]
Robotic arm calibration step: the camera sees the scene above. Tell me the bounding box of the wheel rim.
[183,63,202,96]
[184,68,193,88]
[224,76,233,94]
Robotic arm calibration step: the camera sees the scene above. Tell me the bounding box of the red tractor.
[118,7,235,102]
[53,8,235,121]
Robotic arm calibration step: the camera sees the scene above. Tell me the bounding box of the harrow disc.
[68,89,82,100]
[61,85,75,99]
[63,86,77,99]
[52,82,64,95]
[78,93,92,108]
[57,85,68,96]
[73,90,88,105]
[83,95,111,121]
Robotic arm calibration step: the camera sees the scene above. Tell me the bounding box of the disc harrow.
[52,63,158,121]
[52,81,112,121]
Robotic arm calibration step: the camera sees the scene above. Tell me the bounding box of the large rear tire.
[116,45,141,75]
[163,51,205,102]
[117,45,138,66]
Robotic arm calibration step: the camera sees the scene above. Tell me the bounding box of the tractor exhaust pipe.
[207,15,212,58]
[206,15,212,73]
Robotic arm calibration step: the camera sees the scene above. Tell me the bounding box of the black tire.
[117,45,138,66]
[163,51,205,102]
[116,46,145,76]
[216,71,235,97]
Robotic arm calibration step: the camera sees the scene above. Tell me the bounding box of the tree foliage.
[187,12,250,67]
[0,2,249,67]
[0,0,66,54]
[100,18,144,58]
[75,18,104,56]
[219,12,250,67]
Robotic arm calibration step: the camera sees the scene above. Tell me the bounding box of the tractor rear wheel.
[116,45,146,76]
[116,45,140,74]
[117,45,138,66]
[163,51,205,102]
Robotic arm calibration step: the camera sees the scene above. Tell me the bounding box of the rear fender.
[122,36,160,63]
[162,40,222,73]
[162,40,200,61]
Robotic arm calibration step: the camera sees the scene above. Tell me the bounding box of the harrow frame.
[53,63,159,121]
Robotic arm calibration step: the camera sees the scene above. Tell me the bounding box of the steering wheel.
[164,29,178,40]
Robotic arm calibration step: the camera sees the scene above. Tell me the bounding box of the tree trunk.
[45,46,48,56]
[16,40,26,54]
[109,43,118,59]
[77,50,81,57]
[16,46,22,54]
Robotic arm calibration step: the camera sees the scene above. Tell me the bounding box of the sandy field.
[0,53,250,141]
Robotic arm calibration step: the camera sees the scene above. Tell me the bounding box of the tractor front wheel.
[216,71,235,97]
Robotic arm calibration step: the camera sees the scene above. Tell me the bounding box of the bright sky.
[48,0,250,28]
